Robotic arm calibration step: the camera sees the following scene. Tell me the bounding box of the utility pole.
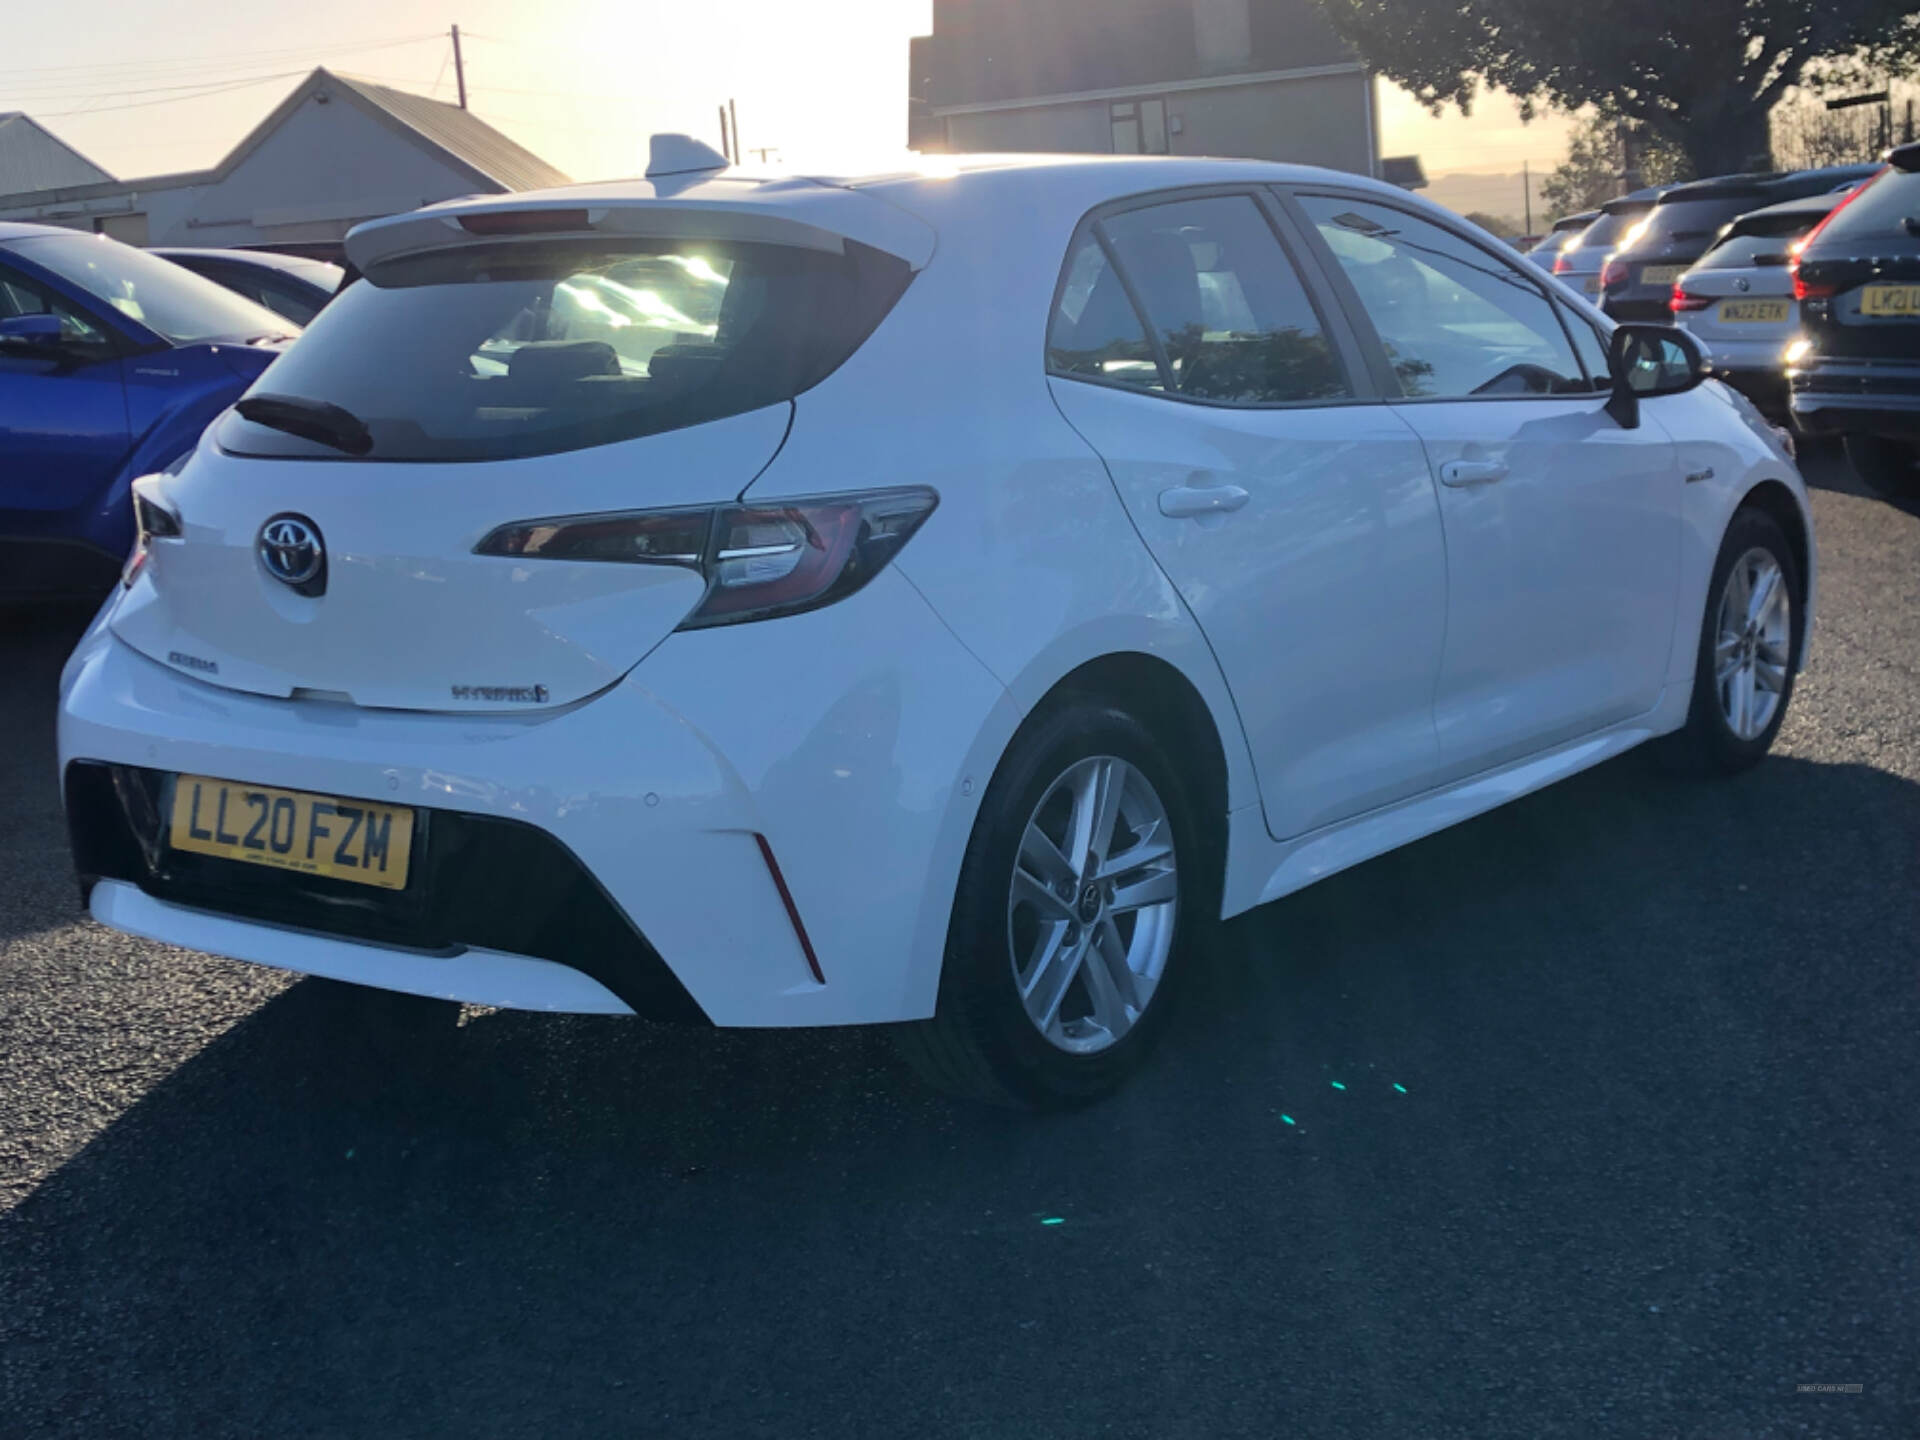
[450,24,467,110]
[1906,99,1915,146]
[729,99,739,165]
[1522,159,1532,233]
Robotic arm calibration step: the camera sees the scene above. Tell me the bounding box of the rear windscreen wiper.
[234,393,373,456]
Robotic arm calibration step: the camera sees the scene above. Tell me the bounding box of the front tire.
[1843,434,1920,501]
[1660,506,1803,776]
[894,698,1213,1108]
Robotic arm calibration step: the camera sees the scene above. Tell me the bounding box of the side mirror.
[1605,323,1712,429]
[0,313,65,349]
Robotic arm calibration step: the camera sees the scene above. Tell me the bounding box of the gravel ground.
[1,445,1915,1439]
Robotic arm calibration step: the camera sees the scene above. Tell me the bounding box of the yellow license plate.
[1860,283,1920,318]
[1583,277,1603,294]
[168,775,414,890]
[1718,299,1792,323]
[1640,264,1688,286]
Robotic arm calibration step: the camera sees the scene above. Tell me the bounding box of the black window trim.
[1273,184,1612,404]
[1043,183,1382,412]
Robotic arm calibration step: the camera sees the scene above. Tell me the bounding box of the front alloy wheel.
[1711,547,1793,742]
[1663,505,1802,775]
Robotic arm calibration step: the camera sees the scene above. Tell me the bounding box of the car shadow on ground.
[4,746,1916,1438]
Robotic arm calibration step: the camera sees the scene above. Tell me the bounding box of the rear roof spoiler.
[1887,142,1920,173]
[344,175,937,274]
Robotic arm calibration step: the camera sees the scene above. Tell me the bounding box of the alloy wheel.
[1006,755,1179,1054]
[1713,547,1792,741]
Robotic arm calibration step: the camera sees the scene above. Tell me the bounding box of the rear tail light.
[474,487,939,629]
[1600,258,1630,291]
[121,476,182,589]
[1670,283,1713,313]
[1552,253,1572,275]
[1790,172,1881,299]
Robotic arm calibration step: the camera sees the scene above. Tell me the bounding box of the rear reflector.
[457,208,593,236]
[755,834,825,985]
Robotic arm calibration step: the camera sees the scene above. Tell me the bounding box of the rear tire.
[1658,506,1803,776]
[1843,434,1920,501]
[893,698,1214,1108]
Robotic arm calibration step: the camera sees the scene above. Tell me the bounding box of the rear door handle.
[1439,459,1510,488]
[1158,483,1251,519]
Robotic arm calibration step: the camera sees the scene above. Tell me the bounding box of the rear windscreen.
[1631,196,1767,254]
[1810,168,1920,249]
[217,236,914,461]
[1570,208,1644,252]
[1694,232,1803,271]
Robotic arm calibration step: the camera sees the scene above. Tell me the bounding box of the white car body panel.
[1049,380,1449,840]
[1390,396,1684,778]
[57,154,1817,1030]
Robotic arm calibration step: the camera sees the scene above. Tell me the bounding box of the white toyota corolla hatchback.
[60,147,1813,1106]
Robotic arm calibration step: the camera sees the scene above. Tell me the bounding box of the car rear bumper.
[1789,357,1920,438]
[57,568,1016,1026]
[1603,296,1673,324]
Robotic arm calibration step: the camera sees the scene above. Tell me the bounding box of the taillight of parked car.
[1552,253,1573,275]
[1601,258,1630,292]
[474,487,939,629]
[1669,283,1713,313]
[1790,174,1879,299]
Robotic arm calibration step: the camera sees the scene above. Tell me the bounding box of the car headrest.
[507,340,621,385]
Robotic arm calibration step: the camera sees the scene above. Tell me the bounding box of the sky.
[3,0,1575,191]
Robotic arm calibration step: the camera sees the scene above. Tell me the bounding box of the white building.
[0,69,569,252]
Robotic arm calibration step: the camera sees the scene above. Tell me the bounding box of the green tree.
[1539,115,1689,217]
[1313,0,1920,179]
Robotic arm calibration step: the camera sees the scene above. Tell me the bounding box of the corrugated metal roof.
[331,76,571,192]
[0,113,114,194]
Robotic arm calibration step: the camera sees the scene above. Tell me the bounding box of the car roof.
[1731,192,1845,224]
[345,154,1436,273]
[1550,211,1600,231]
[0,220,95,243]
[151,247,339,274]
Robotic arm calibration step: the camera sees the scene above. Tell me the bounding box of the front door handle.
[1438,459,1510,488]
[1158,483,1251,519]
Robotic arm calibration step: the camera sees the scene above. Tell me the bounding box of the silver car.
[1548,190,1667,300]
[1526,211,1599,272]
[1670,192,1844,421]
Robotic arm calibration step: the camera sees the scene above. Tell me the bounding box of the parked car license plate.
[1640,264,1688,286]
[1717,299,1791,324]
[167,775,415,889]
[1859,283,1920,318]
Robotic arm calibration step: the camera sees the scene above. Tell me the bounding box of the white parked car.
[1670,192,1845,422]
[60,146,1814,1106]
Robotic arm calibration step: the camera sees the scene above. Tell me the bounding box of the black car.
[1789,144,1920,499]
[1603,164,1883,322]
[151,248,344,326]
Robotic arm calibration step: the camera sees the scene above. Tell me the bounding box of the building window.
[1110,99,1169,155]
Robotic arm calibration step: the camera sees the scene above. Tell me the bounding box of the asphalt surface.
[2,446,1916,1439]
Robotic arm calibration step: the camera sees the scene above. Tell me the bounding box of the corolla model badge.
[257,513,326,595]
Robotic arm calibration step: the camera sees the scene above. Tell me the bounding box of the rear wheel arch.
[1023,652,1230,904]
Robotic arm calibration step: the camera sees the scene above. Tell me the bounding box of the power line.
[32,71,308,119]
[0,32,443,84]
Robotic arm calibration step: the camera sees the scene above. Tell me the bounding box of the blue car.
[1,224,296,600]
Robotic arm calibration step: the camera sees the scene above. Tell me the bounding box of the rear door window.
[1095,194,1352,404]
[218,237,914,462]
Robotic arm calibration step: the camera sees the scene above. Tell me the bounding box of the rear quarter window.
[218,237,914,462]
